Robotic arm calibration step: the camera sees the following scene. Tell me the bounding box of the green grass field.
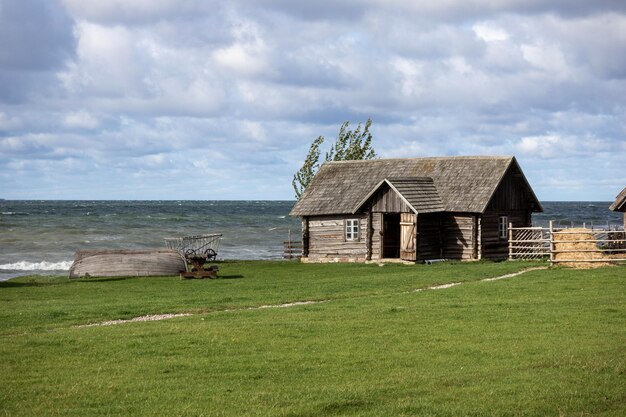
[1,261,624,416]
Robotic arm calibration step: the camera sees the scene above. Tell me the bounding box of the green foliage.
[292,118,377,199]
[325,118,376,162]
[292,135,324,200]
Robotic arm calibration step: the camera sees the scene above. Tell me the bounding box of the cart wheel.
[204,248,217,261]
[185,248,197,257]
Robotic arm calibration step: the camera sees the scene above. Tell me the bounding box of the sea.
[0,200,622,281]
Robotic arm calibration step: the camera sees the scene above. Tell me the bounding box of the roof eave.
[609,187,626,212]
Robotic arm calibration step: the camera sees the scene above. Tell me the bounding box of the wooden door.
[382,213,401,258]
[400,212,417,261]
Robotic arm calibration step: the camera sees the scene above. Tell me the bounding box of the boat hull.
[69,249,186,278]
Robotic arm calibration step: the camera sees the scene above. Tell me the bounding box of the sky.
[0,0,625,201]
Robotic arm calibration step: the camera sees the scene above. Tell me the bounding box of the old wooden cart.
[164,233,222,278]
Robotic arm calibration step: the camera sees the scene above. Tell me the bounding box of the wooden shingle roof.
[609,187,626,212]
[290,156,540,216]
[353,177,445,214]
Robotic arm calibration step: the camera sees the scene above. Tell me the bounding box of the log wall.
[481,210,530,259]
[306,214,369,261]
[442,214,475,260]
[371,213,382,260]
[367,212,477,261]
[416,214,442,260]
[416,213,476,261]
[304,210,529,262]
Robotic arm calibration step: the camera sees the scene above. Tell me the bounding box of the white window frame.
[498,216,508,240]
[345,219,360,241]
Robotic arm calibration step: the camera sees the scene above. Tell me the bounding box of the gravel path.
[77,266,547,328]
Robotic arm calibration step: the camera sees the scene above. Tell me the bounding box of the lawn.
[0,261,624,416]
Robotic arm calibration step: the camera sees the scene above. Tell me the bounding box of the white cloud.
[391,57,425,98]
[1,0,625,200]
[515,133,614,160]
[60,0,213,24]
[516,135,562,158]
[0,112,22,130]
[213,43,269,76]
[212,18,270,77]
[60,22,143,96]
[63,111,99,129]
[473,23,509,42]
[521,42,572,80]
[0,136,28,152]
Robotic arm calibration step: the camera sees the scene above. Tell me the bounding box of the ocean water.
[0,200,300,280]
[0,200,622,280]
[532,201,622,228]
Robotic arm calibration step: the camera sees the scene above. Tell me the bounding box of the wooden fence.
[283,240,302,259]
[508,221,626,265]
[508,226,550,260]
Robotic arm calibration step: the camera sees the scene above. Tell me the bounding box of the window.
[345,219,360,241]
[499,216,508,239]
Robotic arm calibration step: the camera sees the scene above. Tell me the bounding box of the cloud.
[0,0,75,103]
[212,19,270,77]
[0,0,624,200]
[0,0,74,71]
[63,111,100,129]
[60,0,217,25]
[473,23,509,42]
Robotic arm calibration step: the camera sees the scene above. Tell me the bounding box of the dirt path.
[78,313,193,327]
[410,266,548,292]
[77,266,548,328]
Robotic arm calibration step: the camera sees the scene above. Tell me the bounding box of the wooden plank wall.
[481,210,529,259]
[303,193,535,261]
[414,213,475,261]
[307,214,368,261]
[416,214,442,260]
[400,212,417,261]
[486,165,534,211]
[371,185,413,213]
[305,210,533,261]
[371,213,382,260]
[441,214,474,260]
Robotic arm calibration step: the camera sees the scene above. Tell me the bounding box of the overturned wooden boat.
[69,249,186,279]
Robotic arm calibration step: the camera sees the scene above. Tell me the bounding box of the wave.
[1,212,28,215]
[0,260,73,271]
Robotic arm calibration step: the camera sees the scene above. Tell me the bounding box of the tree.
[291,135,324,200]
[292,119,376,199]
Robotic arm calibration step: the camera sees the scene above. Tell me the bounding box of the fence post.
[287,229,292,260]
[508,222,513,260]
[549,220,554,266]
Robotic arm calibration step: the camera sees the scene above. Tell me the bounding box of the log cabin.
[290,156,542,262]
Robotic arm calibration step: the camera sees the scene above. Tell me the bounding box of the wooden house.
[290,156,542,262]
[609,186,626,227]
